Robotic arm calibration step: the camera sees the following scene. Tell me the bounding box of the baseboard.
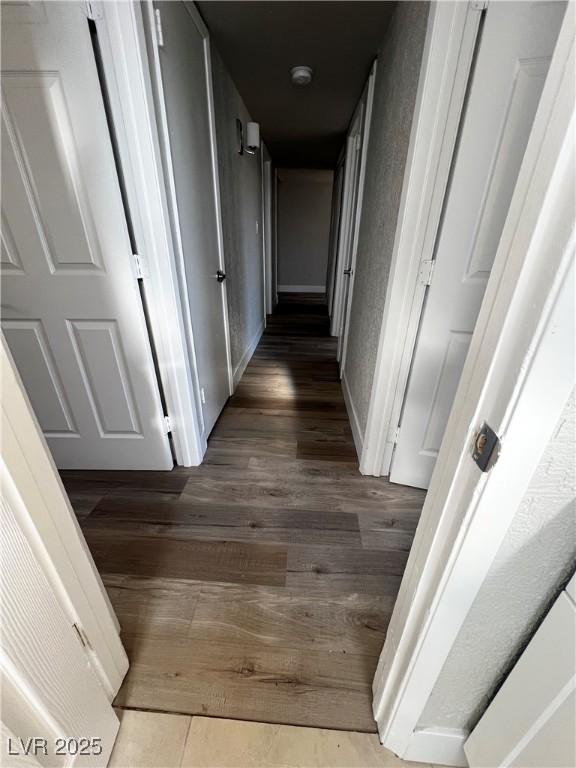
[401,728,468,767]
[233,320,264,389]
[341,373,363,460]
[277,284,326,293]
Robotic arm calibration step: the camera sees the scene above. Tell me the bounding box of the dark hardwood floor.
[61,294,425,732]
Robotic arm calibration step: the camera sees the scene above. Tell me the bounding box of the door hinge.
[133,253,147,280]
[470,1,488,11]
[163,415,173,434]
[391,426,400,445]
[84,1,102,20]
[154,8,164,48]
[419,259,435,286]
[72,622,88,648]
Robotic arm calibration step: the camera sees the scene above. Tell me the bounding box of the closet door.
[1,1,172,469]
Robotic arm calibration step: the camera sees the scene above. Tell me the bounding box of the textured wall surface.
[343,2,429,432]
[211,46,264,373]
[420,391,576,731]
[277,169,334,289]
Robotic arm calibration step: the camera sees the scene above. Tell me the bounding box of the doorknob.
[343,268,353,276]
[215,270,226,283]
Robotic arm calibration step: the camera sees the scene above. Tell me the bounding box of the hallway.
[61,294,425,732]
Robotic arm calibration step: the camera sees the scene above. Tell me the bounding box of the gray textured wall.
[211,46,264,374]
[343,2,429,433]
[277,169,334,290]
[420,391,576,731]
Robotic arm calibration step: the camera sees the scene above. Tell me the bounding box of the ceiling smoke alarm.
[290,66,313,86]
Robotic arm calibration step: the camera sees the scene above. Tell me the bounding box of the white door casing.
[0,1,172,470]
[326,154,345,318]
[464,576,576,768]
[262,150,274,316]
[147,1,232,438]
[339,61,377,372]
[390,0,566,489]
[330,107,363,346]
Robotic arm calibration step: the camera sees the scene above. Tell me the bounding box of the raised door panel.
[1,2,172,468]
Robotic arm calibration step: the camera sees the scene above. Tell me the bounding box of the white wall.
[419,390,576,731]
[277,169,333,292]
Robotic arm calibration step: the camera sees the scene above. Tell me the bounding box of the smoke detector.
[290,66,313,86]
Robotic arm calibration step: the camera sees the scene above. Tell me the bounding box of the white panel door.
[0,2,172,469]
[465,577,576,767]
[151,1,231,437]
[390,1,565,489]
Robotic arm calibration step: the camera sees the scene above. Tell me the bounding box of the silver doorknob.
[343,268,352,276]
[216,270,226,283]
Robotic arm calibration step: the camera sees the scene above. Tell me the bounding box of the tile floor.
[109,709,445,768]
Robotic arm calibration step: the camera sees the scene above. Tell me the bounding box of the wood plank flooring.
[61,294,426,732]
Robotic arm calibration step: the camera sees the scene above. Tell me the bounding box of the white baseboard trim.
[232,320,264,389]
[277,284,326,293]
[341,373,363,459]
[400,728,468,767]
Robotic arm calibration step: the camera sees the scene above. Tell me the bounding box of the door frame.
[372,13,574,765]
[92,0,232,466]
[330,113,362,339]
[360,1,484,476]
[338,59,377,372]
[261,145,274,316]
[1,336,129,700]
[326,148,346,318]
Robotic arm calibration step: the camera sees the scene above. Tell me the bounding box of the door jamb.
[339,59,377,373]
[326,149,346,318]
[93,0,205,465]
[360,1,484,476]
[261,146,273,317]
[372,14,575,765]
[330,125,360,338]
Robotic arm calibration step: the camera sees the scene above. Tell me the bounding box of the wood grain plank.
[64,295,425,732]
[113,636,378,732]
[83,529,287,587]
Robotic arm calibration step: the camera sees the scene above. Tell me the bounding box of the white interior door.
[465,575,576,768]
[1,469,119,768]
[150,1,231,437]
[390,1,566,489]
[0,1,172,470]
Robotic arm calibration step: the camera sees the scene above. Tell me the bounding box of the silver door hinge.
[392,426,400,445]
[154,9,164,48]
[470,1,488,11]
[419,259,436,286]
[163,416,173,434]
[133,253,147,280]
